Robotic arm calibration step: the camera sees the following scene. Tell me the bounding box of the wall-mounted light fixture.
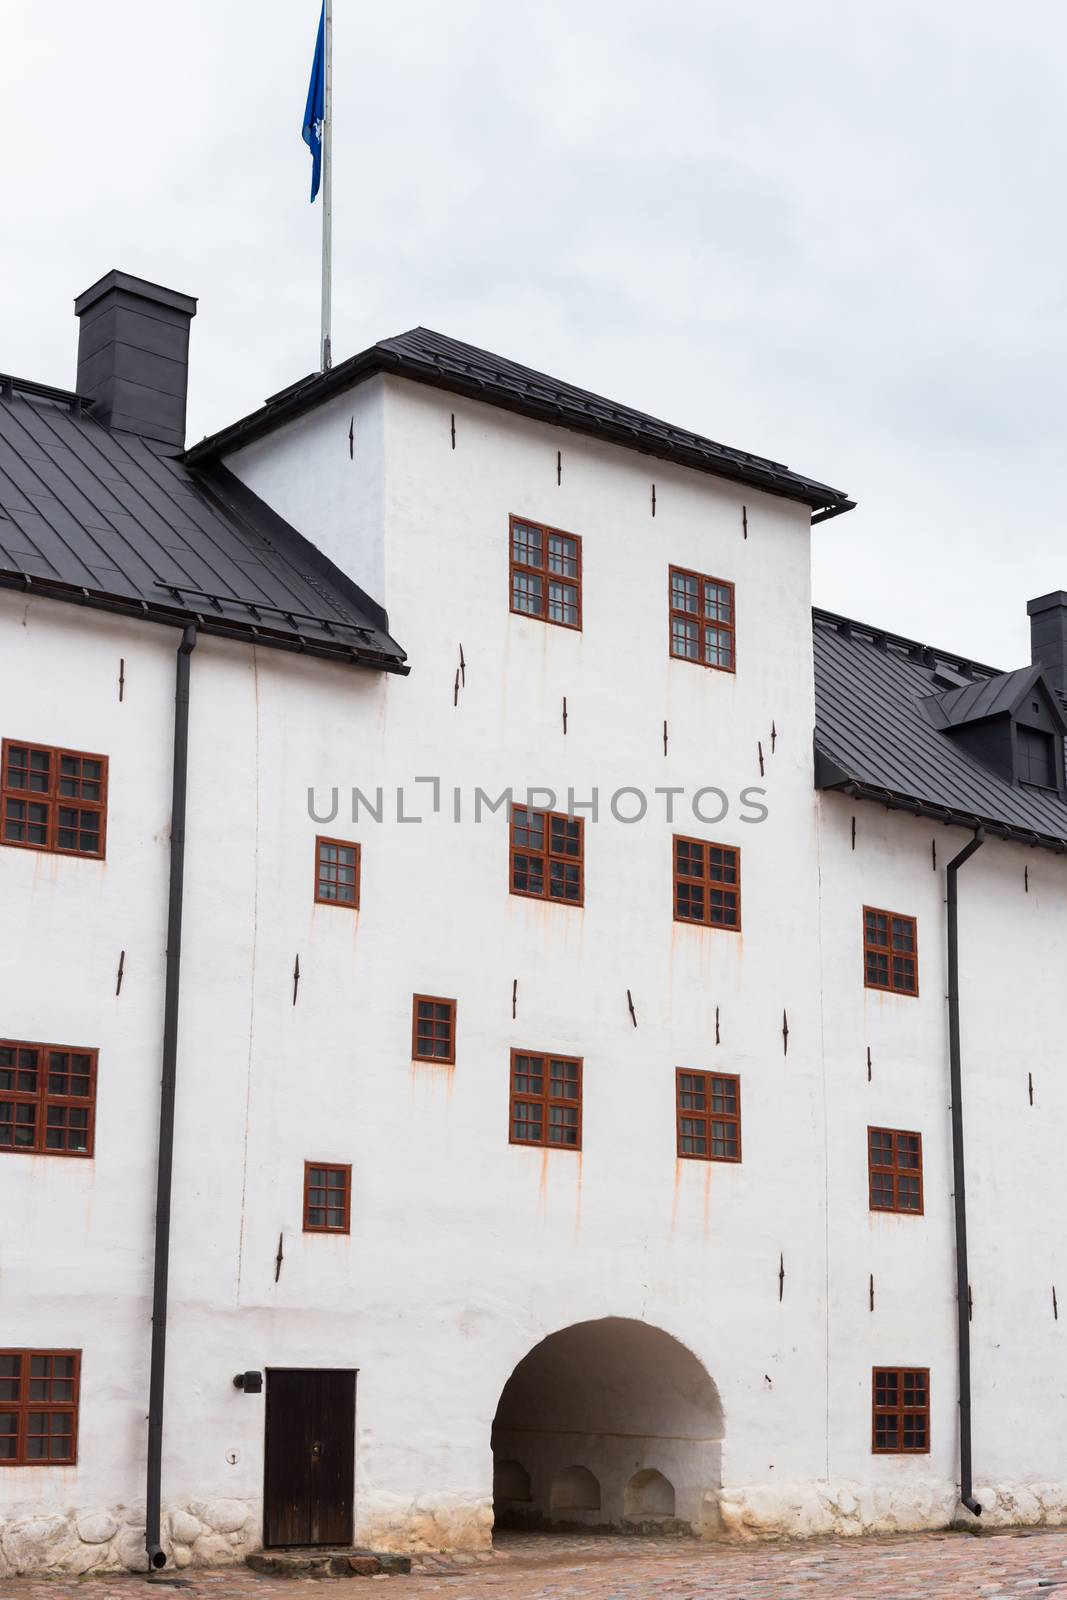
[233,1371,263,1394]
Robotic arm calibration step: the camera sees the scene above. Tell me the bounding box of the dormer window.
[1017,724,1057,789]
[926,664,1067,796]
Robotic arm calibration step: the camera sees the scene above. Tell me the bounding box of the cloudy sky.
[2,0,1063,665]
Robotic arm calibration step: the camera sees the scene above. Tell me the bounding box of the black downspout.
[146,624,197,1570]
[947,828,984,1518]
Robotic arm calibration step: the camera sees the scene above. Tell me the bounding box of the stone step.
[246,1548,412,1579]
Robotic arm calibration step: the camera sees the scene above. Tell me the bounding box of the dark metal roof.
[813,608,1067,852]
[0,377,407,671]
[187,327,855,522]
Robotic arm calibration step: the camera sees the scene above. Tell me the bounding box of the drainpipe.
[947,828,984,1517]
[146,624,198,1570]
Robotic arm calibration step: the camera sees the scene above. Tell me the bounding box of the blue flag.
[302,4,325,203]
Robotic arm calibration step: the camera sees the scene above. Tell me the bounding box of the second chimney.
[1028,591,1067,694]
[75,271,197,450]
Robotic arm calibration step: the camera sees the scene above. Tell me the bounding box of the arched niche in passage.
[493,1458,532,1505]
[624,1467,676,1518]
[550,1464,601,1512]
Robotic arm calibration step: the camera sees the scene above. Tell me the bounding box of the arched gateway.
[491,1318,724,1534]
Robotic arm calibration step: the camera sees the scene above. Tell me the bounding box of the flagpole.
[320,0,333,371]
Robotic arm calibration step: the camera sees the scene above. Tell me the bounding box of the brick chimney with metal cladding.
[1027,591,1067,695]
[74,270,197,450]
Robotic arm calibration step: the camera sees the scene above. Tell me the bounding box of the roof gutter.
[0,569,408,674]
[827,776,1067,857]
[946,829,985,1518]
[810,500,857,525]
[145,624,197,1571]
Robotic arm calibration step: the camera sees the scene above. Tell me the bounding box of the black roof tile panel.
[0,380,407,672]
[813,609,1067,849]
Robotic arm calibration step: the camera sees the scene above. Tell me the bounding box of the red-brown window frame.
[863,906,919,996]
[0,1350,81,1466]
[314,836,361,908]
[1,739,108,860]
[302,1161,352,1235]
[672,835,741,930]
[868,1127,924,1215]
[510,806,585,907]
[0,1040,97,1159]
[871,1367,930,1454]
[508,514,583,631]
[668,566,736,673]
[411,995,457,1064]
[675,1069,742,1162]
[508,1049,582,1151]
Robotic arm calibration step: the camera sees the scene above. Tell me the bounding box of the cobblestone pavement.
[7,1528,1067,1598]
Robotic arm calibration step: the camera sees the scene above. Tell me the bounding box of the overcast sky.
[2,0,1064,666]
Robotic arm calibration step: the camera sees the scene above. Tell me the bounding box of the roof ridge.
[380,325,793,472]
[812,605,1004,680]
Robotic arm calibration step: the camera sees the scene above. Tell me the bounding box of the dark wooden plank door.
[264,1369,356,1547]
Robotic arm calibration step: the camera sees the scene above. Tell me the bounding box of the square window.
[872,1367,929,1455]
[1,741,107,858]
[509,1050,581,1151]
[314,837,360,907]
[0,1351,79,1465]
[509,517,582,630]
[863,908,918,995]
[673,836,741,930]
[676,1070,741,1163]
[669,567,736,672]
[303,1162,351,1233]
[510,806,584,907]
[412,995,457,1064]
[0,1041,96,1160]
[868,1127,924,1215]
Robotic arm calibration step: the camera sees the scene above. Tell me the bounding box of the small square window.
[303,1162,351,1233]
[314,837,360,907]
[0,1041,96,1159]
[675,1070,741,1162]
[509,1051,582,1151]
[1,741,107,859]
[412,996,457,1064]
[0,1350,80,1465]
[872,1367,929,1454]
[669,568,735,672]
[868,1127,924,1214]
[509,517,582,631]
[673,836,741,929]
[511,806,584,906]
[863,907,918,995]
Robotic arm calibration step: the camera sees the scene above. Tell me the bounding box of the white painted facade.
[3,367,1066,1575]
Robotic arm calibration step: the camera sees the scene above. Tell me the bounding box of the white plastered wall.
[8,369,1067,1572]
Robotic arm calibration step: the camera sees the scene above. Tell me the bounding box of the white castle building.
[3,272,1067,1574]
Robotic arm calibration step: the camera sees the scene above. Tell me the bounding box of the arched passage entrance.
[491,1317,723,1535]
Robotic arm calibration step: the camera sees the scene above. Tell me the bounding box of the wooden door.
[263,1369,356,1547]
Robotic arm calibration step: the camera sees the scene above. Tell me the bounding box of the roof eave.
[815,764,1067,856]
[185,346,854,520]
[0,569,410,674]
